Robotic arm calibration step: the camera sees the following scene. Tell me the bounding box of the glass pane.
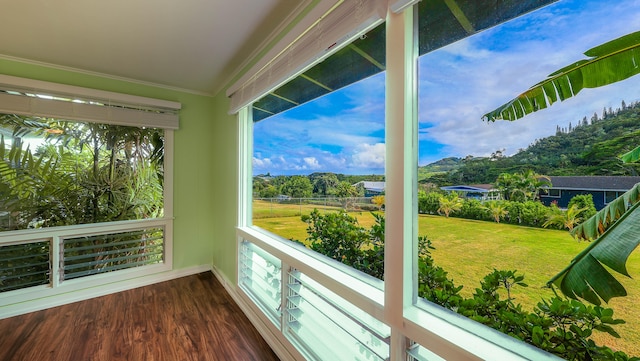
[0,240,50,292]
[605,191,617,204]
[417,0,640,358]
[251,23,386,282]
[0,114,164,231]
[239,240,282,326]
[62,227,164,280]
[285,269,390,360]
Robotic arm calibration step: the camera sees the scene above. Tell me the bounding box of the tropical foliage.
[549,184,640,305]
[0,114,164,230]
[495,170,551,202]
[543,204,589,231]
[437,192,463,217]
[298,210,639,360]
[482,201,508,223]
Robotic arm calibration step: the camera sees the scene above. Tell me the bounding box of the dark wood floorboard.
[0,272,280,361]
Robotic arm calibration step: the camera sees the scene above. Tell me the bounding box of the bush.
[457,199,490,221]
[299,210,638,360]
[418,190,442,214]
[568,194,597,220]
[503,201,550,227]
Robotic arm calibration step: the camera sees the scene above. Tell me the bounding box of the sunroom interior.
[0,0,576,360]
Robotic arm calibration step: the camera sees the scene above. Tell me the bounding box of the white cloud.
[351,143,385,169]
[303,157,321,169]
[252,157,272,169]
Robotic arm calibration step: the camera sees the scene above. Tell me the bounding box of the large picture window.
[235,0,640,359]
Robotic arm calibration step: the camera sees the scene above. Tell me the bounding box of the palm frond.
[483,31,640,121]
[548,183,640,304]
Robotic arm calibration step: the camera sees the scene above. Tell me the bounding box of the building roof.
[548,176,640,191]
[441,184,496,193]
[354,181,385,192]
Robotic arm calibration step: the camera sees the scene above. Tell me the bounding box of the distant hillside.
[423,100,640,186]
[418,157,462,181]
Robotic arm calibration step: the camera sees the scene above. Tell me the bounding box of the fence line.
[254,197,382,218]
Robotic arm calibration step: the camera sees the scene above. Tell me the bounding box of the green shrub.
[458,199,490,221]
[568,194,597,221]
[502,201,550,227]
[299,210,638,360]
[418,190,441,214]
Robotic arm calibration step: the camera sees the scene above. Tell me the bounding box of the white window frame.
[235,4,561,361]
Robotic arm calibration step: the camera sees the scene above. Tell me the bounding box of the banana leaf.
[620,145,640,163]
[548,183,640,305]
[483,31,640,121]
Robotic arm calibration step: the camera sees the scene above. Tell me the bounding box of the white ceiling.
[0,0,306,95]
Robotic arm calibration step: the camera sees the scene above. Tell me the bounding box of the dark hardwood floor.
[0,272,280,361]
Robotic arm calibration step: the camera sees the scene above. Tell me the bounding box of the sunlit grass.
[252,201,640,355]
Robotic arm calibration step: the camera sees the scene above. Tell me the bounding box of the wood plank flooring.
[0,272,280,361]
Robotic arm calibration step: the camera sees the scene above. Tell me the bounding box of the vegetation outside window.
[0,115,164,231]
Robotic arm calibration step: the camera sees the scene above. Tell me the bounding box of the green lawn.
[252,202,640,356]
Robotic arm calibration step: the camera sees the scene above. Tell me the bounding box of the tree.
[311,173,339,196]
[482,201,508,223]
[331,181,360,198]
[437,193,463,218]
[331,181,361,210]
[482,31,640,304]
[542,204,588,231]
[495,170,551,202]
[280,176,313,198]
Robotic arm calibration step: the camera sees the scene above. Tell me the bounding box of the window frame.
[235,3,561,361]
[0,77,176,313]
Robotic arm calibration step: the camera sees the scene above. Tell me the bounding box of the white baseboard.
[211,266,304,361]
[0,264,212,320]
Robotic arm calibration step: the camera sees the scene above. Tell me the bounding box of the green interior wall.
[209,93,239,282]
[0,58,219,271]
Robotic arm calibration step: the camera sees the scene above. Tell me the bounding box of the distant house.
[440,184,501,200]
[353,181,385,197]
[540,176,640,210]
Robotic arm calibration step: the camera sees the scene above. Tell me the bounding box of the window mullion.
[385,5,417,360]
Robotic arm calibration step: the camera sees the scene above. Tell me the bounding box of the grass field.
[252,201,640,355]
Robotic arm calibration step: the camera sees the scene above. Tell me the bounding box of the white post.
[385,4,418,360]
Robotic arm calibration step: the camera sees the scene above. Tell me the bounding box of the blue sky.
[253,0,640,176]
